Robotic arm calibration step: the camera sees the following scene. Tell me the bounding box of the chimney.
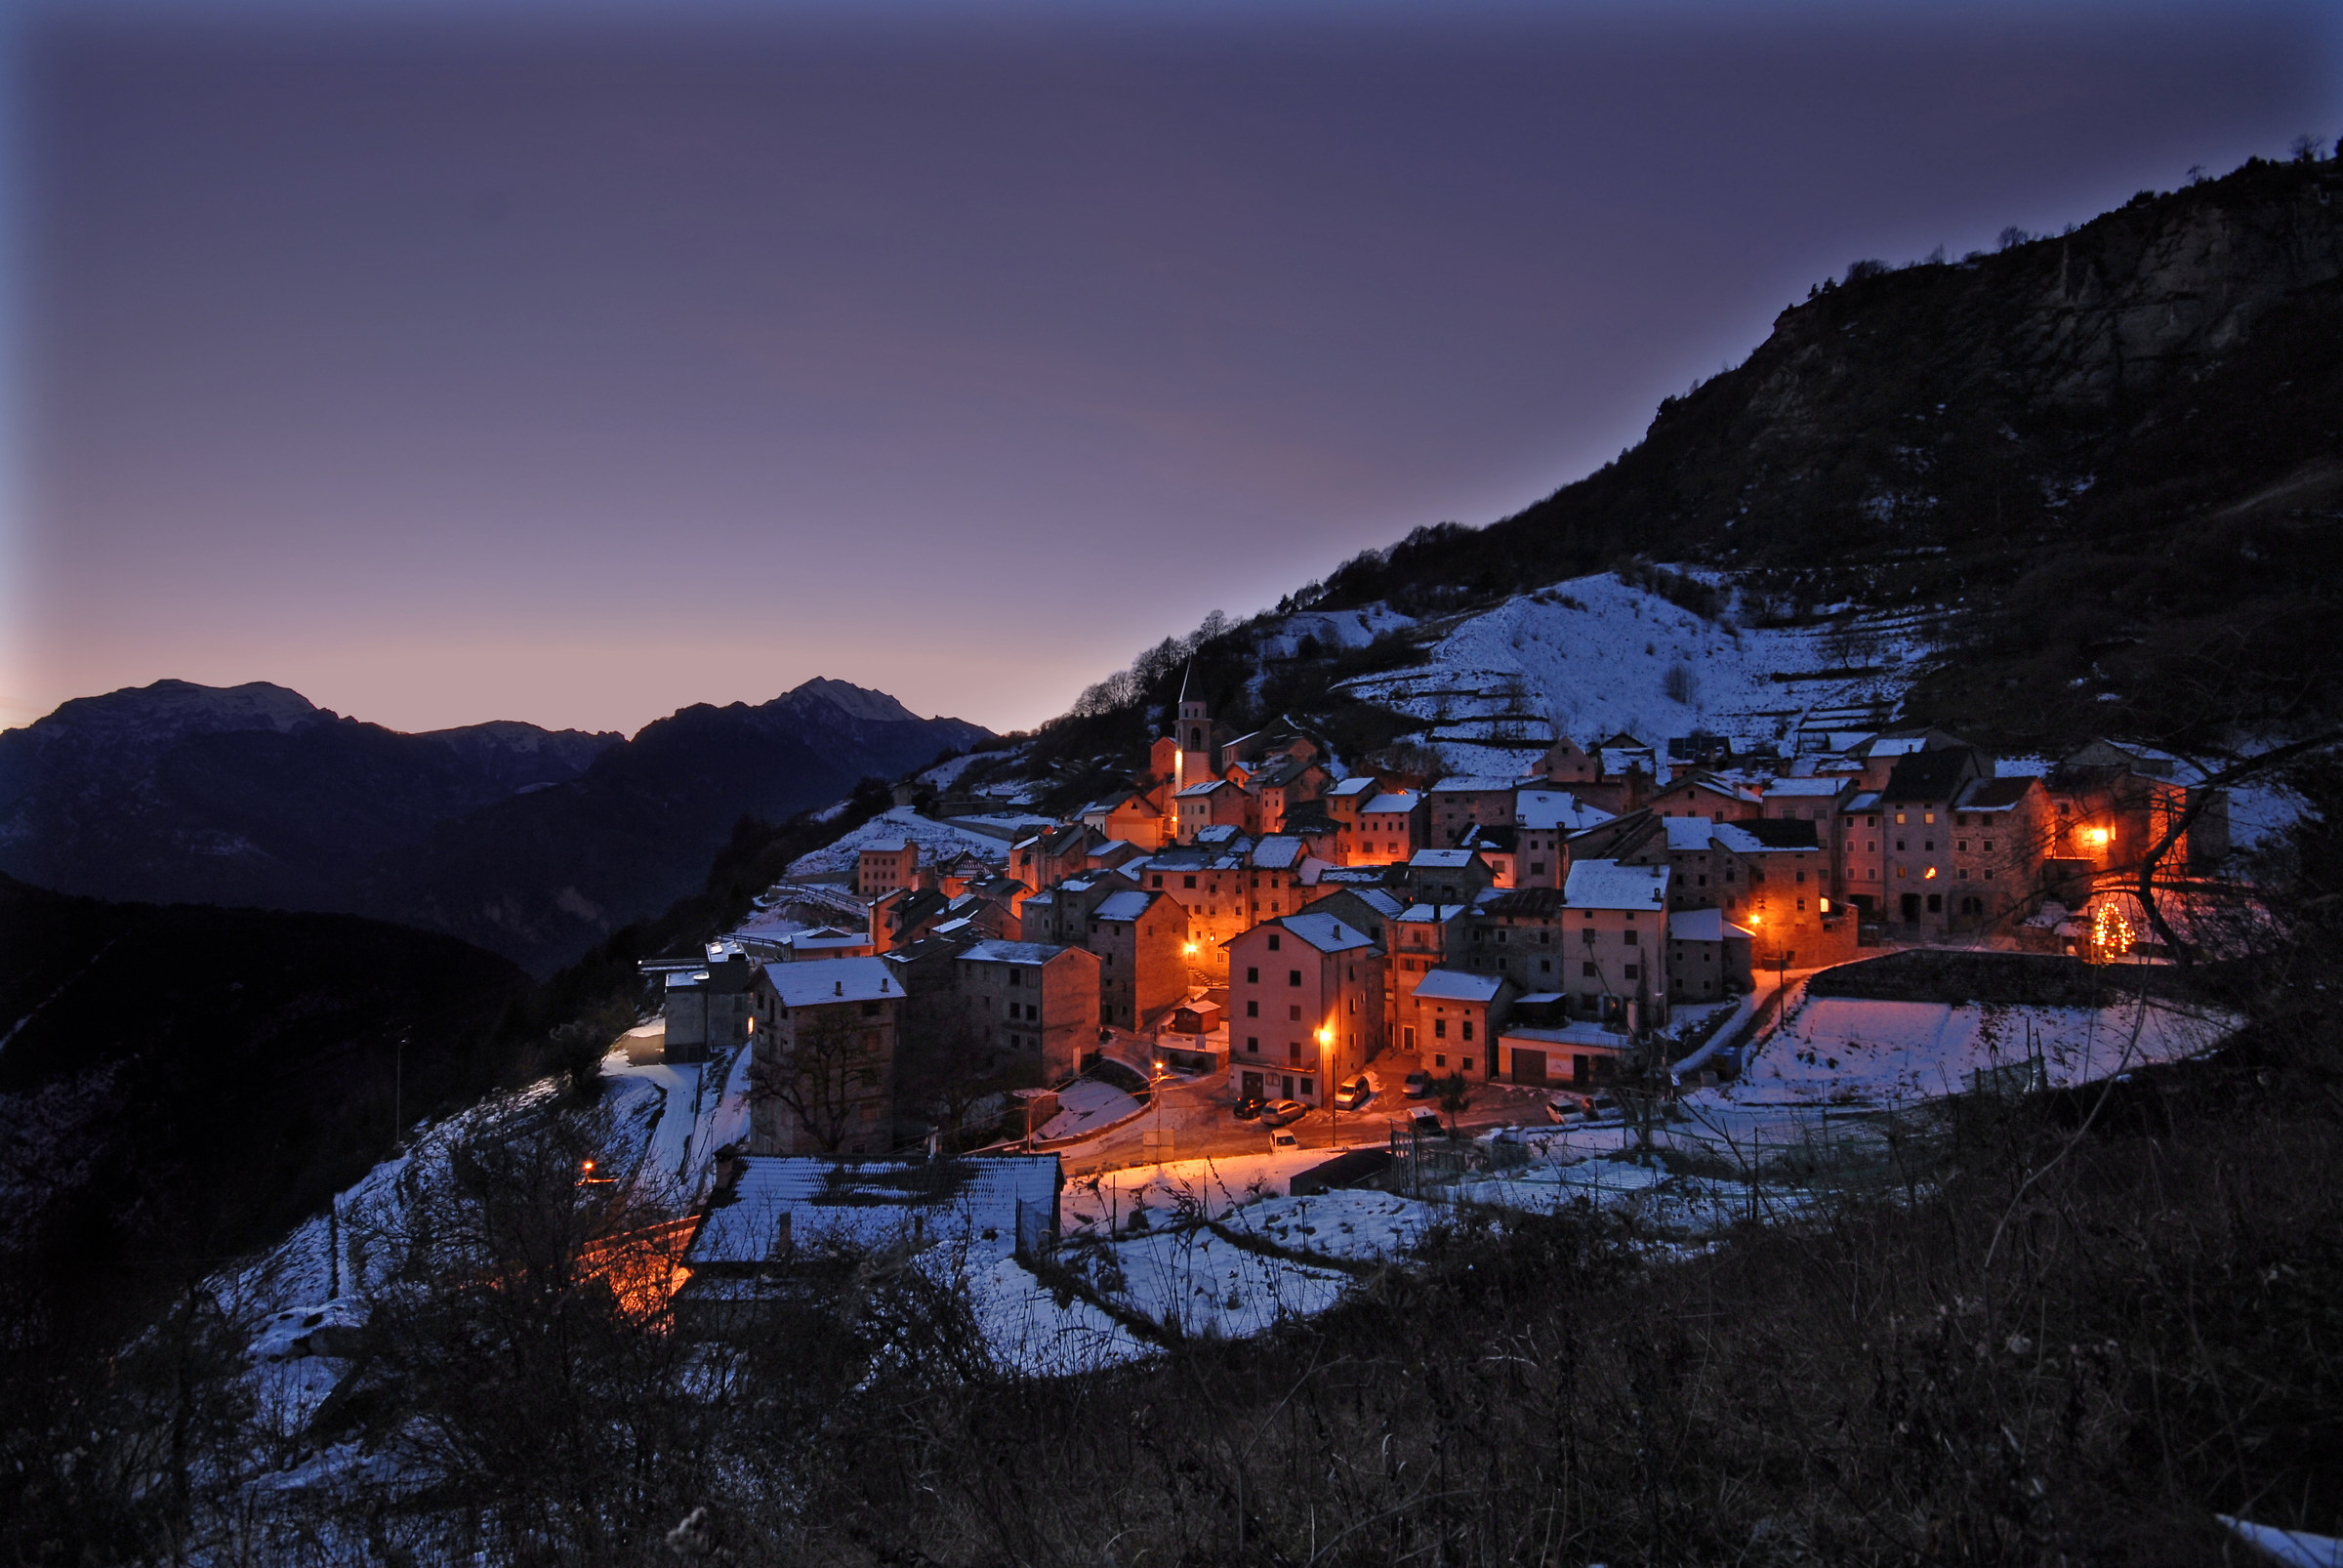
[834,981,842,996]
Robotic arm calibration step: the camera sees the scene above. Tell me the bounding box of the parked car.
[1404,1105,1442,1136]
[1402,1071,1431,1099]
[1333,1075,1374,1111]
[1260,1098,1308,1128]
[1544,1092,1590,1124]
[1231,1095,1266,1121]
[1268,1125,1299,1149]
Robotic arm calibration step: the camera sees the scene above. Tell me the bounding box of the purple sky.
[5,1,2335,736]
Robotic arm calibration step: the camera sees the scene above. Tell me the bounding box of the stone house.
[1086,888,1190,1030]
[955,940,1102,1085]
[746,957,904,1157]
[856,840,920,900]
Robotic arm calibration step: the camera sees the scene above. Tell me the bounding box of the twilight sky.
[4,0,2335,737]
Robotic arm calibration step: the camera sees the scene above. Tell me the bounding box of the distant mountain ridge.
[0,677,989,974]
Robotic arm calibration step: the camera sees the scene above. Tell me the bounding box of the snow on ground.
[2228,779,2308,852]
[952,1251,1153,1375]
[1218,1188,1438,1263]
[918,749,998,790]
[1084,1225,1349,1341]
[1061,1146,1389,1236]
[1724,993,2230,1106]
[1339,571,1926,756]
[785,806,1022,876]
[1258,603,1417,660]
[1037,1079,1143,1140]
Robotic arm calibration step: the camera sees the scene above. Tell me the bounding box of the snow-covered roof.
[1430,775,1518,794]
[859,839,912,854]
[1764,777,1844,798]
[1328,776,1381,798]
[1092,890,1156,923]
[1194,825,1247,846]
[1336,887,1408,920]
[1412,970,1506,1003]
[1175,779,1235,798]
[765,957,900,1007]
[1515,790,1612,832]
[1394,901,1469,923]
[1267,912,1377,955]
[962,940,1074,967]
[1564,859,1668,910]
[686,1155,1060,1266]
[1664,816,1717,850]
[1361,791,1420,814]
[1409,848,1478,869]
[1251,836,1306,869]
[1668,909,1752,942]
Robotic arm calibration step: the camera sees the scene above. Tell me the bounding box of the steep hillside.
[0,875,529,1333]
[1302,154,2343,754]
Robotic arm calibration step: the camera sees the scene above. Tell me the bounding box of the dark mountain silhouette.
[1300,154,2343,752]
[0,677,987,974]
[355,681,991,974]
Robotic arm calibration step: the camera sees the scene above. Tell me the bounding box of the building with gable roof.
[1227,911,1384,1106]
[1354,789,1426,864]
[955,940,1102,1084]
[1411,969,1517,1080]
[1427,775,1521,846]
[747,957,906,1156]
[1085,887,1191,1030]
[856,840,921,899]
[1559,859,1669,1025]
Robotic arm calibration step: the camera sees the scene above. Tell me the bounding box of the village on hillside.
[614,649,2236,1337]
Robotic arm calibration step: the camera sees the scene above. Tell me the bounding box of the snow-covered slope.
[1339,571,1931,765]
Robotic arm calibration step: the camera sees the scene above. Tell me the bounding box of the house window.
[1404,1026,1416,1049]
[1247,1036,1259,1052]
[1624,929,1638,946]
[1461,1020,1474,1042]
[1288,1005,1301,1021]
[1289,970,1302,986]
[1246,1000,1258,1016]
[1434,1019,1447,1039]
[1183,875,1197,888]
[1583,961,1597,977]
[1624,966,1637,980]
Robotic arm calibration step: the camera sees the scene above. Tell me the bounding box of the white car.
[1268,1126,1298,1149]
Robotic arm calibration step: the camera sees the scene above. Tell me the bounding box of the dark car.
[1260,1098,1308,1128]
[1231,1095,1266,1122]
[1402,1071,1431,1099]
[1333,1075,1373,1111]
[1405,1105,1443,1136]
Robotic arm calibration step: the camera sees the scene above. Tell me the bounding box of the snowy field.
[785,805,1027,876]
[1339,571,1929,757]
[1727,993,2231,1106]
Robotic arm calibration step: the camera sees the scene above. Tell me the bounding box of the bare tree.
[750,1006,885,1154]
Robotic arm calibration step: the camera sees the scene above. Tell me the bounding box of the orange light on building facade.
[1923,865,1938,879]
[2085,826,2112,847]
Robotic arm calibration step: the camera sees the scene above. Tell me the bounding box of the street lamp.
[1150,1056,1170,1167]
[1315,1024,1336,1147]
